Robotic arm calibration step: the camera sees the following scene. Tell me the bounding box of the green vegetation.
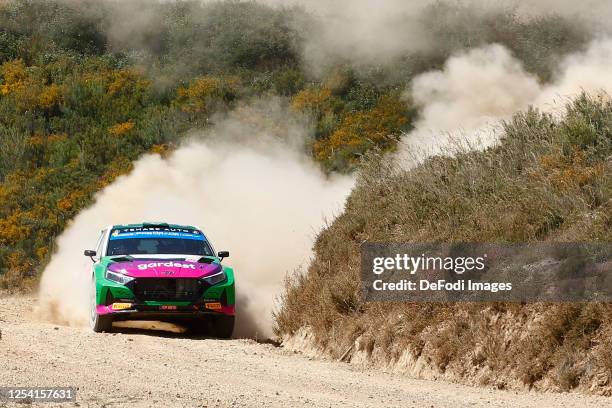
[0,0,597,295]
[275,95,612,393]
[0,0,307,288]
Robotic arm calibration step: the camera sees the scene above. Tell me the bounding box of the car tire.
[90,278,113,333]
[212,315,234,339]
[189,320,210,337]
[91,312,113,333]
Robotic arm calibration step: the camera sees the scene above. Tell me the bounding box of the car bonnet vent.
[111,256,134,263]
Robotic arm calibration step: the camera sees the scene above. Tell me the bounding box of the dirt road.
[0,295,609,408]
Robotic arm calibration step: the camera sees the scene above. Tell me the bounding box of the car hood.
[106,257,222,279]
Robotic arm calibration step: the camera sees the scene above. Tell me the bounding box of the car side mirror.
[217,251,229,261]
[84,250,97,262]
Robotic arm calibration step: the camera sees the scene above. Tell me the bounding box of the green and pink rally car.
[85,223,235,338]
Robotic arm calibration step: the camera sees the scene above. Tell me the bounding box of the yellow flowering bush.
[176,76,240,113]
[314,94,409,168]
[0,59,27,96]
[38,84,63,110]
[108,121,135,137]
[291,87,332,113]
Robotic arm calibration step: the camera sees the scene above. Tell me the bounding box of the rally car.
[85,223,235,338]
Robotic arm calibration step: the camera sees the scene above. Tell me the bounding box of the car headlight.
[202,270,226,286]
[105,269,134,285]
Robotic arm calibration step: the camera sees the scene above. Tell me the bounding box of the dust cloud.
[95,0,612,75]
[263,0,612,73]
[396,38,612,167]
[38,103,354,339]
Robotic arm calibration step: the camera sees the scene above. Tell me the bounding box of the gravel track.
[0,295,610,408]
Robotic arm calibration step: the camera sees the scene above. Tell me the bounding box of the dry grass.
[274,95,612,394]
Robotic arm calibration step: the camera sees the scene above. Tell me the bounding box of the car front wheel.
[90,277,113,332]
[212,315,234,339]
[189,315,234,339]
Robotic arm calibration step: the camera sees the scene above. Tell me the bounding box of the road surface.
[0,295,609,407]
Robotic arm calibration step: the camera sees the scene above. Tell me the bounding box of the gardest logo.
[136,262,197,270]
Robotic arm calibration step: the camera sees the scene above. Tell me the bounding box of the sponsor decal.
[109,227,205,241]
[136,262,196,271]
[117,227,201,234]
[205,302,222,310]
[111,303,133,310]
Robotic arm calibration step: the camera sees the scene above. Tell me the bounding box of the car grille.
[132,278,202,302]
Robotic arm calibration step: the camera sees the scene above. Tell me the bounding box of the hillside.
[0,0,593,289]
[275,96,612,394]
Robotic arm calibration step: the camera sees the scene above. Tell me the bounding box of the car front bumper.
[95,276,235,318]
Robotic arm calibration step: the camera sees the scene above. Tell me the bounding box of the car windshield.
[106,229,214,256]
